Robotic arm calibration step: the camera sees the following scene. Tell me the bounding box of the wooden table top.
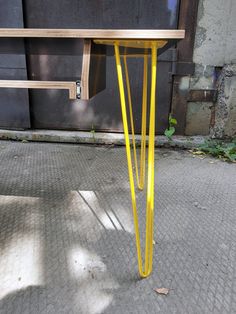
[0,28,185,39]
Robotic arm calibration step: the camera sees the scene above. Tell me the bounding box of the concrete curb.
[0,129,209,149]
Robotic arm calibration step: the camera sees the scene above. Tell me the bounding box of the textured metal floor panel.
[0,140,236,314]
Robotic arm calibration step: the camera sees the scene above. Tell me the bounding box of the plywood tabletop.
[0,28,185,39]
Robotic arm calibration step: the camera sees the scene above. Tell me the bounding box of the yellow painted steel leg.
[123,54,148,190]
[114,42,157,277]
[145,43,157,275]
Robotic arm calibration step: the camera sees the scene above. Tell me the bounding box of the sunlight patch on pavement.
[68,246,118,314]
[0,195,43,300]
[0,234,43,300]
[68,247,106,279]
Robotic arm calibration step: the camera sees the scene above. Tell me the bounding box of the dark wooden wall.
[0,0,30,129]
[0,0,196,134]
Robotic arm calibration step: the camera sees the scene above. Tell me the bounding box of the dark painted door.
[3,0,180,133]
[0,0,30,129]
[23,0,180,133]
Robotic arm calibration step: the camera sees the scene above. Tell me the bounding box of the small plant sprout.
[164,114,177,140]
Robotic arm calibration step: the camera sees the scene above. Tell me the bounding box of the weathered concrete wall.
[211,65,236,138]
[186,0,236,137]
[186,102,212,136]
[194,0,236,66]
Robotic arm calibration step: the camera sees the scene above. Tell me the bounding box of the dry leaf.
[192,150,205,155]
[154,288,169,295]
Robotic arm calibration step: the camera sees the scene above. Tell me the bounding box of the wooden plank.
[81,40,91,100]
[0,80,77,99]
[0,28,185,39]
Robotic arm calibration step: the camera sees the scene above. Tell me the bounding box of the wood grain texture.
[0,28,185,39]
[0,80,77,99]
[81,39,91,100]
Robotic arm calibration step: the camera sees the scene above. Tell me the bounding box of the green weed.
[194,139,236,162]
[164,114,177,140]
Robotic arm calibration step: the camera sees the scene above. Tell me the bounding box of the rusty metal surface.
[173,61,195,76]
[177,0,199,62]
[187,89,217,103]
[171,0,200,135]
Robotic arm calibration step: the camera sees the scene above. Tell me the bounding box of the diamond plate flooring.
[0,140,236,314]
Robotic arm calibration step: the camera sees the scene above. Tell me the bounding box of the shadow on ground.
[0,141,236,314]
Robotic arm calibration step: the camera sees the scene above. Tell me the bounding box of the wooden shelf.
[0,28,185,40]
[0,80,77,99]
[0,28,185,100]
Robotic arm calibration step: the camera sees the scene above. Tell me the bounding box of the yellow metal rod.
[140,55,148,190]
[114,43,143,276]
[145,43,157,275]
[114,42,158,277]
[123,55,148,190]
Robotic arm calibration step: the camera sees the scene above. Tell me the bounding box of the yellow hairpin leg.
[123,54,148,190]
[114,42,157,277]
